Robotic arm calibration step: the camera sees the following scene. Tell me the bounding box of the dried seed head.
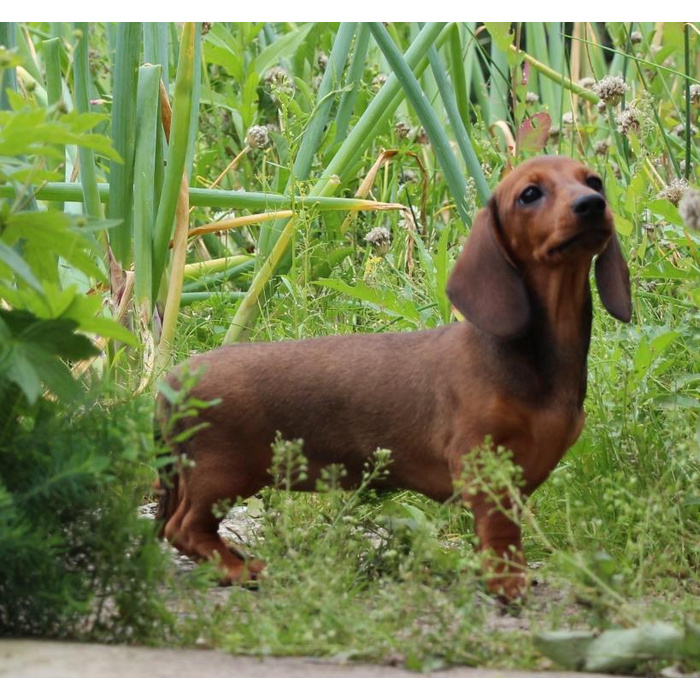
[414,126,429,144]
[659,178,689,206]
[246,125,270,150]
[594,139,611,156]
[593,75,629,106]
[264,66,289,85]
[690,84,700,107]
[399,169,418,184]
[525,91,539,104]
[679,188,700,229]
[630,31,643,44]
[264,66,294,100]
[548,125,561,143]
[263,67,294,105]
[394,120,411,140]
[364,226,391,254]
[562,111,574,125]
[597,100,608,115]
[673,123,698,137]
[312,75,322,91]
[317,52,328,71]
[372,73,387,90]
[616,106,641,135]
[201,22,213,36]
[578,77,596,90]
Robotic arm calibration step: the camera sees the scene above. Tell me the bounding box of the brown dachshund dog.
[156,156,631,602]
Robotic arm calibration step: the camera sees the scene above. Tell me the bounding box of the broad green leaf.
[4,210,104,283]
[533,630,597,671]
[484,22,514,52]
[684,621,700,660]
[516,112,551,154]
[648,198,684,227]
[0,309,97,404]
[613,215,633,237]
[0,240,43,292]
[9,349,43,404]
[584,624,683,673]
[251,24,314,78]
[315,278,421,322]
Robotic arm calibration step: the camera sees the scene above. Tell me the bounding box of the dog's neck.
[526,262,593,406]
[480,261,593,408]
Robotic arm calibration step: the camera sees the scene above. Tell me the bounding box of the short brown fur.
[156,156,631,602]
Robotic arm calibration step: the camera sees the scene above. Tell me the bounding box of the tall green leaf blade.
[369,22,471,224]
[108,22,142,266]
[133,64,162,310]
[72,23,102,223]
[151,22,196,301]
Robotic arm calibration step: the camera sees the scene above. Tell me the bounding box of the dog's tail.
[153,389,181,539]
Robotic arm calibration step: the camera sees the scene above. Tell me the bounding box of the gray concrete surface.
[0,640,606,678]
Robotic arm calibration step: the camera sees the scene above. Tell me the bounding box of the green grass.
[170,23,698,673]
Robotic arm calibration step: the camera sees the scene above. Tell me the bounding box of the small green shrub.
[0,389,172,642]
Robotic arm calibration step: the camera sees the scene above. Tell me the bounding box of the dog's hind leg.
[170,451,266,584]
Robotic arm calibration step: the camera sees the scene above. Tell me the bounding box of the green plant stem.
[222,23,448,344]
[133,64,162,313]
[510,45,599,104]
[0,183,404,211]
[258,22,356,258]
[427,42,490,206]
[333,23,370,144]
[180,291,246,306]
[327,22,448,188]
[72,23,103,228]
[0,23,17,110]
[449,24,470,129]
[43,38,62,107]
[108,22,141,266]
[151,22,196,301]
[684,23,691,182]
[370,22,471,223]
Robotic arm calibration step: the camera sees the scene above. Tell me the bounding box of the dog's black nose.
[572,193,606,218]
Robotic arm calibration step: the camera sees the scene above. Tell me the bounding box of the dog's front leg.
[470,493,527,604]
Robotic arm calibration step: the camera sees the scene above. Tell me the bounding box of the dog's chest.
[523,402,585,487]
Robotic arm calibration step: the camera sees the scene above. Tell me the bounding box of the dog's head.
[447,156,632,339]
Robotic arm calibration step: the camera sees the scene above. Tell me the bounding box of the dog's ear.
[447,200,531,339]
[594,234,632,322]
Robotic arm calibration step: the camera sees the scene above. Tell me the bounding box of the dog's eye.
[518,185,543,205]
[586,176,604,192]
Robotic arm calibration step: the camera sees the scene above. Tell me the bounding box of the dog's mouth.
[546,228,611,257]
